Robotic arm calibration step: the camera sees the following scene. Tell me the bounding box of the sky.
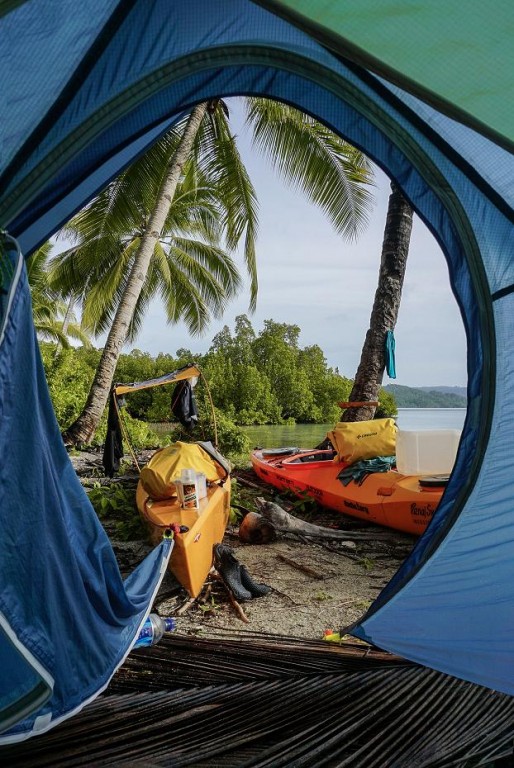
[103,100,468,389]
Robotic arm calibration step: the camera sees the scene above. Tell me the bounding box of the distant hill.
[419,385,467,398]
[384,384,467,408]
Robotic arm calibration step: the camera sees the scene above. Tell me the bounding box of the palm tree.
[54,110,249,444]
[55,98,374,446]
[27,243,90,349]
[340,182,414,422]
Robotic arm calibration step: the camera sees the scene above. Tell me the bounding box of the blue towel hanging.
[385,330,396,379]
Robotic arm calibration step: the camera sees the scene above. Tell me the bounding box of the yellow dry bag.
[327,418,397,465]
[140,441,227,500]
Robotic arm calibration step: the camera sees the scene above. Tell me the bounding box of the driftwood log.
[254,498,388,541]
[238,511,277,544]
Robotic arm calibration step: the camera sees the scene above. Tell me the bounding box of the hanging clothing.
[171,380,198,430]
[385,330,396,379]
[102,391,124,478]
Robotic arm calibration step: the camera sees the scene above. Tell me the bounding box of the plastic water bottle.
[180,468,199,510]
[134,613,176,648]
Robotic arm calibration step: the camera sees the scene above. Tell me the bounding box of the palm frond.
[5,635,513,767]
[34,322,71,348]
[196,107,259,309]
[169,237,241,297]
[246,97,374,242]
[81,238,139,334]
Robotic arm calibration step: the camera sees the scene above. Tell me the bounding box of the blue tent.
[2,0,514,741]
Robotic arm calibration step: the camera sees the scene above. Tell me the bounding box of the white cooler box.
[395,429,461,476]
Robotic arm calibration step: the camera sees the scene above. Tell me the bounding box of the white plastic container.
[179,468,199,509]
[174,471,207,505]
[395,429,461,476]
[173,478,183,504]
[196,472,207,499]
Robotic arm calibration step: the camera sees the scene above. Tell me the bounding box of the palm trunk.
[342,183,413,422]
[62,102,208,446]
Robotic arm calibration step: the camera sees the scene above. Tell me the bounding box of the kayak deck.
[251,449,445,536]
[136,480,231,597]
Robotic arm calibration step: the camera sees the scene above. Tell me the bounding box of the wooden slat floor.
[2,634,513,767]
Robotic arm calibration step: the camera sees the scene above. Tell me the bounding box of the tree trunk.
[342,183,413,423]
[62,102,208,446]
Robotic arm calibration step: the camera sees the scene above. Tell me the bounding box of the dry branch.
[277,554,324,580]
[234,474,265,491]
[175,597,196,616]
[226,592,249,623]
[211,571,250,623]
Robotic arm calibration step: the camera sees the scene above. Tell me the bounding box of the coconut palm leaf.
[27,243,91,348]
[246,97,374,241]
[4,635,513,767]
[195,104,259,309]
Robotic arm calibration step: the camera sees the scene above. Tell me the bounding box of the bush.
[92,411,162,450]
[87,483,146,541]
[376,388,398,419]
[213,411,251,459]
[41,346,96,428]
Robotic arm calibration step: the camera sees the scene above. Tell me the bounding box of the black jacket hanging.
[171,380,198,430]
[102,391,124,477]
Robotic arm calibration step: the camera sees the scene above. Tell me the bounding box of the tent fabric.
[0,236,172,741]
[113,364,201,397]
[257,1,514,153]
[1,0,514,734]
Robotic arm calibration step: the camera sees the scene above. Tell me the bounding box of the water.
[395,408,466,431]
[242,408,467,450]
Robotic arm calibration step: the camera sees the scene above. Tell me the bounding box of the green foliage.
[198,596,221,614]
[228,479,244,524]
[275,489,319,519]
[54,120,255,342]
[245,98,374,241]
[376,387,398,418]
[314,590,333,601]
[87,482,146,541]
[27,243,91,349]
[41,345,98,428]
[201,315,358,426]
[34,99,376,448]
[39,313,398,449]
[209,409,252,460]
[87,482,129,516]
[114,413,161,451]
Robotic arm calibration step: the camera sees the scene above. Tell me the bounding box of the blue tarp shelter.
[2,0,514,741]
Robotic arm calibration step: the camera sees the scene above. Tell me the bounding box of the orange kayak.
[251,448,446,536]
[136,479,231,598]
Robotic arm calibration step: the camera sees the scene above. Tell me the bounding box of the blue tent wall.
[0,241,172,743]
[2,0,514,731]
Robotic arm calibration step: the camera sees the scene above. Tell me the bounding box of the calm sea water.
[242,408,467,449]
